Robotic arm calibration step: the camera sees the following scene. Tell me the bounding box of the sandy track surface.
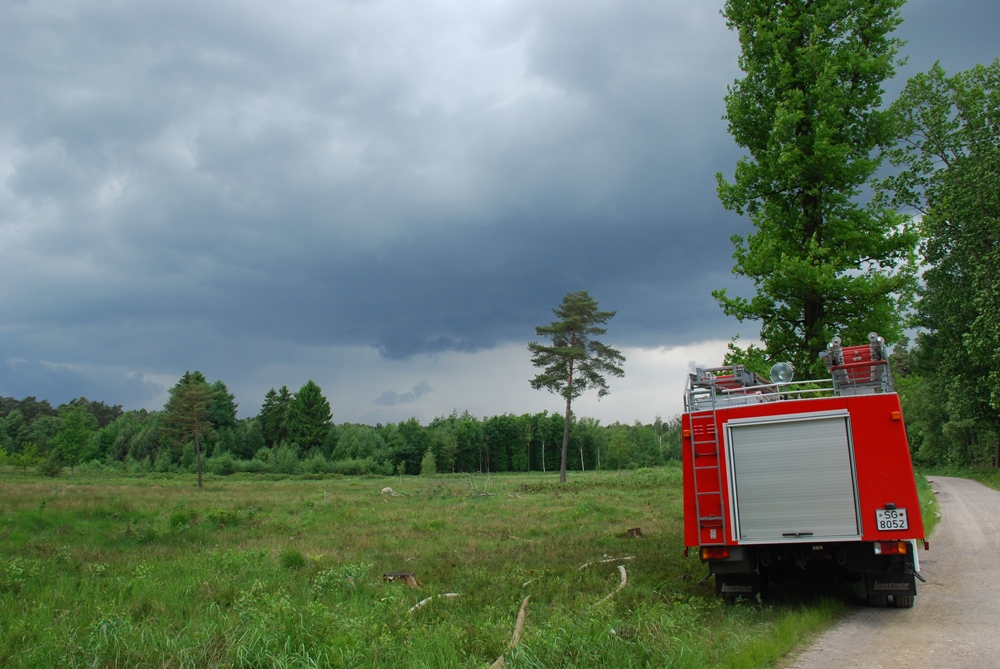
[787,476,1000,669]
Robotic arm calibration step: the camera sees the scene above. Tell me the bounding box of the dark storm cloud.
[0,0,995,413]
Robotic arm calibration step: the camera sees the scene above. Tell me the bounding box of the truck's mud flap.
[865,572,917,601]
[716,573,761,599]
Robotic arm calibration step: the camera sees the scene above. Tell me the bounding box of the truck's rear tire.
[892,594,914,608]
[868,594,889,608]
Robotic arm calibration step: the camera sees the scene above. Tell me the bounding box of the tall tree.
[882,59,1000,465]
[287,380,332,452]
[53,405,98,474]
[529,291,625,483]
[162,371,215,488]
[715,0,917,376]
[260,386,292,447]
[209,380,238,430]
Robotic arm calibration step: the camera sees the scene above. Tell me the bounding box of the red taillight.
[700,546,731,561]
[875,541,908,555]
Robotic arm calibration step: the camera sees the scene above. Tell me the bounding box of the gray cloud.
[0,0,995,418]
[375,380,435,407]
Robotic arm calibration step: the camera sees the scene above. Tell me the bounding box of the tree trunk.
[196,430,203,489]
[560,396,571,483]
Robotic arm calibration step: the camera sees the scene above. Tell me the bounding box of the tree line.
[0,382,682,478]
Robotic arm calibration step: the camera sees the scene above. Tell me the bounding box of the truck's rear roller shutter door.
[728,414,860,542]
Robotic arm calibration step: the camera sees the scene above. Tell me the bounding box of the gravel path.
[786,476,1000,669]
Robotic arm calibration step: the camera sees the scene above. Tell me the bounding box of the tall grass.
[0,465,842,668]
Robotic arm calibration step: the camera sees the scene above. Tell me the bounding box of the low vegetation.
[0,465,856,668]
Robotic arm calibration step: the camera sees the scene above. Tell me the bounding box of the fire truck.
[682,334,926,607]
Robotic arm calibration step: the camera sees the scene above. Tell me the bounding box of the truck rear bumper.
[703,541,918,602]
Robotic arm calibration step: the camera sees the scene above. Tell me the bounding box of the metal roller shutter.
[727,414,861,542]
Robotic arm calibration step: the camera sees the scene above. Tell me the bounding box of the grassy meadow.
[1,465,852,668]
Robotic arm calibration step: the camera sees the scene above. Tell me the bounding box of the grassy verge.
[915,473,941,538]
[0,465,844,668]
[919,465,1000,494]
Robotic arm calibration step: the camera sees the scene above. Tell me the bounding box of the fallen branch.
[488,595,530,669]
[593,565,627,607]
[408,593,460,613]
[577,556,634,570]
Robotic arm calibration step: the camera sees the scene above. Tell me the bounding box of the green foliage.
[882,60,1000,467]
[162,372,216,488]
[12,442,40,471]
[260,386,293,447]
[529,291,625,482]
[723,336,771,378]
[208,380,238,430]
[715,0,918,377]
[38,453,63,478]
[419,448,437,476]
[53,405,98,474]
[287,381,332,452]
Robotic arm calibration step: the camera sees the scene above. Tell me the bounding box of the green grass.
[0,465,845,668]
[915,473,941,538]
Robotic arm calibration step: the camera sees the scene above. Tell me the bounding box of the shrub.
[300,453,330,475]
[419,449,437,476]
[238,458,270,474]
[272,444,300,475]
[38,454,64,478]
[329,457,389,476]
[205,452,237,476]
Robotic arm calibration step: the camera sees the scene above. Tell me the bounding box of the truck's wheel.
[867,594,889,608]
[892,595,914,608]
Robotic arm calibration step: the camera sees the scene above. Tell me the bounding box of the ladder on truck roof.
[690,405,727,546]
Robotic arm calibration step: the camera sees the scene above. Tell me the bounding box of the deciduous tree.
[881,59,1000,465]
[529,291,625,483]
[53,405,98,474]
[715,0,917,376]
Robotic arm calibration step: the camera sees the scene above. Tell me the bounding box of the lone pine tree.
[529,291,624,483]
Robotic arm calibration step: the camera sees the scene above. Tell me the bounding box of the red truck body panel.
[682,392,925,548]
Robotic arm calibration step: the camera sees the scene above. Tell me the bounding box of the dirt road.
[787,476,1000,669]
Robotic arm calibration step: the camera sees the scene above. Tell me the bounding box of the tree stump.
[383,571,422,588]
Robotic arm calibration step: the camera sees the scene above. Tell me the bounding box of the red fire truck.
[682,334,926,607]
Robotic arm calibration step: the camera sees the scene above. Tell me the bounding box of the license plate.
[875,508,908,531]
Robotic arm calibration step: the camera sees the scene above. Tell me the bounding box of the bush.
[238,458,270,474]
[272,444,300,475]
[328,457,390,476]
[420,449,437,477]
[300,453,330,475]
[205,452,237,476]
[38,454,64,478]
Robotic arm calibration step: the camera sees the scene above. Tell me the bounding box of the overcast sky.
[1,0,997,425]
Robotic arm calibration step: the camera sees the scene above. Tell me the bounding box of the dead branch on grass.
[408,593,460,613]
[577,556,634,570]
[488,595,530,669]
[593,565,627,607]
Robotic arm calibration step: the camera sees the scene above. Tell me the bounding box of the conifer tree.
[162,371,215,488]
[287,380,332,452]
[529,291,624,483]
